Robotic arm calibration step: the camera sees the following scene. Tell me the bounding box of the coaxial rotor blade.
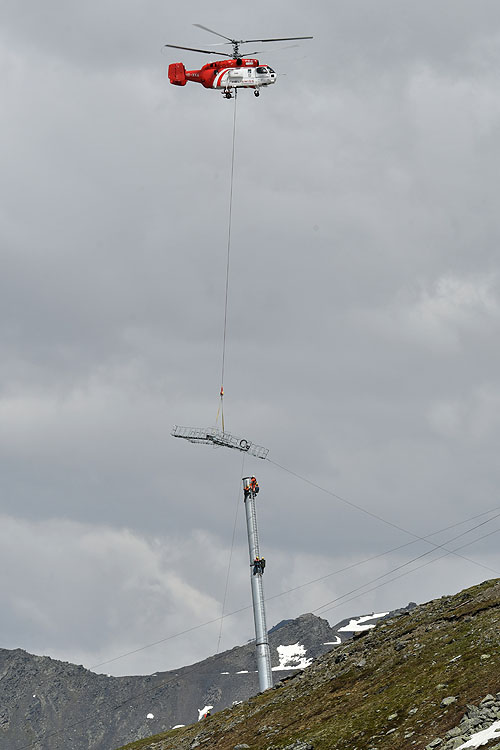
[164,44,232,57]
[193,23,234,42]
[249,44,300,53]
[240,36,313,43]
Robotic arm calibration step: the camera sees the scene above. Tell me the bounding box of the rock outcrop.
[426,693,500,750]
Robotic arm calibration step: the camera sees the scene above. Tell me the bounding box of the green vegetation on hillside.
[116,578,500,750]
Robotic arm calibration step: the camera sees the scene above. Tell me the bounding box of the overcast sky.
[1,0,500,677]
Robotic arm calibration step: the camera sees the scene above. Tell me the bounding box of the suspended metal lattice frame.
[171,425,269,459]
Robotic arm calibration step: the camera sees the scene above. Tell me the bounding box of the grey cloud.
[1,0,500,677]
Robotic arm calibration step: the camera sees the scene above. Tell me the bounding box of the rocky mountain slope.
[0,606,410,750]
[116,578,500,750]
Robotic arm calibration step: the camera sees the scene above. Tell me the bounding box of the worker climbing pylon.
[252,556,266,575]
[244,476,259,500]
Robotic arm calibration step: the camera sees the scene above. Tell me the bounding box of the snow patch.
[324,637,341,645]
[172,724,185,729]
[456,721,500,748]
[272,643,313,671]
[338,612,389,633]
[197,705,213,721]
[146,713,154,720]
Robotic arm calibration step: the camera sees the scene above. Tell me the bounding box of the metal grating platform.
[171,425,269,459]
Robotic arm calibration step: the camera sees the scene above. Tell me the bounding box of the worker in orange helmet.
[244,476,259,500]
[249,476,259,495]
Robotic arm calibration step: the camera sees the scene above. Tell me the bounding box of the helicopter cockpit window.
[256,66,268,74]
[267,67,276,73]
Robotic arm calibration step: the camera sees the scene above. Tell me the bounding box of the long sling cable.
[216,91,238,432]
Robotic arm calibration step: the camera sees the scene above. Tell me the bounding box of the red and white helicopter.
[166,24,312,99]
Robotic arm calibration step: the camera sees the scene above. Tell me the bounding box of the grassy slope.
[116,578,500,750]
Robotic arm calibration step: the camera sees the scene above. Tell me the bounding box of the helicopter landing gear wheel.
[254,89,260,97]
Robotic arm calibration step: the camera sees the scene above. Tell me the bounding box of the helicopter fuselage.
[168,58,276,91]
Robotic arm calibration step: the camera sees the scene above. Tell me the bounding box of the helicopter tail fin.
[168,62,187,86]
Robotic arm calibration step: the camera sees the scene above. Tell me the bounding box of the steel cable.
[217,90,238,431]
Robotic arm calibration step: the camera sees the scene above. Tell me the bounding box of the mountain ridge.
[0,606,412,749]
[115,578,500,750]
